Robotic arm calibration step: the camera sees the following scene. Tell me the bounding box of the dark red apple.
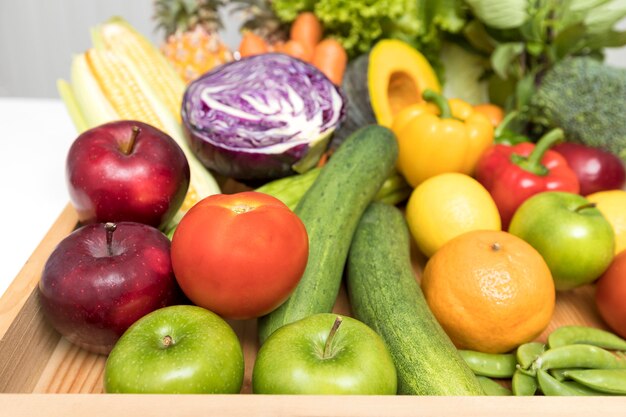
[553,142,625,196]
[66,120,190,229]
[38,222,184,354]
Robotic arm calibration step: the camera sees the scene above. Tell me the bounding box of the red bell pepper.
[475,128,580,229]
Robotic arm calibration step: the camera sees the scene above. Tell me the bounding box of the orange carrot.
[238,32,269,58]
[269,40,286,54]
[312,38,347,85]
[290,12,323,50]
[283,39,314,63]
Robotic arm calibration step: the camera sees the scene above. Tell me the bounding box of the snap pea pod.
[458,350,517,378]
[536,369,586,396]
[549,368,579,382]
[516,342,546,376]
[548,326,626,350]
[561,381,612,396]
[534,344,626,371]
[550,368,623,392]
[511,370,537,396]
[563,369,626,395]
[476,376,513,396]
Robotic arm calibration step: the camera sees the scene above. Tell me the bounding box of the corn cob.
[69,53,119,131]
[85,48,165,130]
[92,17,186,122]
[56,79,88,133]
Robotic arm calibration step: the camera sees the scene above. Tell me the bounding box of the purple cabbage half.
[182,53,346,181]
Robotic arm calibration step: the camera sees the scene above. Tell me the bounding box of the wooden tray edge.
[1,393,626,417]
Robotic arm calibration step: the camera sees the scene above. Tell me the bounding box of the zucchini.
[257,125,398,344]
[346,202,484,395]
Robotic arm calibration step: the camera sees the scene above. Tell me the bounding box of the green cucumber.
[346,202,485,395]
[257,125,398,344]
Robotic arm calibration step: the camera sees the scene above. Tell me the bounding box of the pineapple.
[231,0,287,44]
[155,0,233,84]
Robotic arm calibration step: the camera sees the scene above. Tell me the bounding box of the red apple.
[38,222,184,354]
[552,142,625,196]
[66,120,190,229]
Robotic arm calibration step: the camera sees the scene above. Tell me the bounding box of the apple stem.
[105,222,117,256]
[162,335,173,348]
[124,126,141,155]
[491,242,501,252]
[575,202,597,212]
[323,316,343,359]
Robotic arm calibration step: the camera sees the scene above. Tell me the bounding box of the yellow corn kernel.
[94,18,185,122]
[180,186,200,213]
[85,48,165,131]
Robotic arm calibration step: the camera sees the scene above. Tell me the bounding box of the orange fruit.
[421,230,555,353]
[473,103,504,127]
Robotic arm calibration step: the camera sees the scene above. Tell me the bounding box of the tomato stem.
[323,316,343,359]
[231,204,254,214]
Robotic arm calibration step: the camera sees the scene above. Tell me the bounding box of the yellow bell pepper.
[391,90,494,188]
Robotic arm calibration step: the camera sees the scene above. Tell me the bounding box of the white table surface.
[0,98,77,297]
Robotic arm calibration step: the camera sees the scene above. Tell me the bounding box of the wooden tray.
[1,203,626,416]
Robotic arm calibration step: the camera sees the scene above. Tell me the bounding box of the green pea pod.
[512,370,537,396]
[459,350,517,378]
[534,344,626,371]
[561,381,612,396]
[516,342,546,370]
[563,369,626,395]
[549,368,586,382]
[548,326,626,351]
[537,369,585,396]
[476,376,513,396]
[376,188,412,206]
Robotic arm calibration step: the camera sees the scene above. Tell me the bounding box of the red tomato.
[171,191,308,319]
[595,250,626,338]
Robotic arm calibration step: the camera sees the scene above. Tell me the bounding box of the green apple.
[509,191,615,291]
[104,305,244,393]
[252,313,397,395]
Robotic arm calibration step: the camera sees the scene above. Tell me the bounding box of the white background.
[1,3,626,297]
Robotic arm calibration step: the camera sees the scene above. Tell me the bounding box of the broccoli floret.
[530,57,626,162]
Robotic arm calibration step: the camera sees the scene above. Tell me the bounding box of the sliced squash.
[331,39,440,148]
[369,39,441,128]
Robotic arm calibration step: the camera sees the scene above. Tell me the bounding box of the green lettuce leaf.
[465,0,529,29]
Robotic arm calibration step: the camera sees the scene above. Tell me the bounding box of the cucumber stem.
[323,316,343,359]
[105,222,117,256]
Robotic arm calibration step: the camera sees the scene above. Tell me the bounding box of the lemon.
[405,173,501,257]
[587,190,626,255]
